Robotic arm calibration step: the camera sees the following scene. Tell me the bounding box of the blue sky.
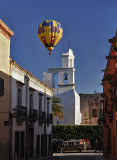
[0,0,117,93]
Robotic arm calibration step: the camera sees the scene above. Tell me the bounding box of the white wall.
[74,91,81,125]
[53,89,75,125]
[11,62,53,159]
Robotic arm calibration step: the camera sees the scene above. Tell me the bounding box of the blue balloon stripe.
[57,22,62,29]
[42,20,53,27]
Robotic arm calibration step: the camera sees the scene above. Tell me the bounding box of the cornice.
[0,19,14,40]
[10,59,53,92]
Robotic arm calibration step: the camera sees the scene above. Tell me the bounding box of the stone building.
[80,93,102,125]
[0,19,53,160]
[43,48,81,125]
[102,30,117,160]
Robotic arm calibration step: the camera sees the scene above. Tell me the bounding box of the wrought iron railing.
[29,109,38,119]
[16,106,27,118]
[39,111,46,122]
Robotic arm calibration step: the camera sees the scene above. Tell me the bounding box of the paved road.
[52,153,105,160]
[30,153,105,160]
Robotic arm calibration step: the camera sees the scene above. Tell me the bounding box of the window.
[39,94,43,112]
[0,78,4,96]
[47,98,50,114]
[30,93,33,109]
[17,88,22,106]
[92,109,97,117]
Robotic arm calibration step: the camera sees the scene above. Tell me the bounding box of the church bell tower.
[58,48,75,87]
[62,48,75,68]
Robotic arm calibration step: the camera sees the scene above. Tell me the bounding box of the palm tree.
[52,96,64,121]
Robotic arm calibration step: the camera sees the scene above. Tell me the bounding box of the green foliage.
[52,96,64,120]
[53,125,103,143]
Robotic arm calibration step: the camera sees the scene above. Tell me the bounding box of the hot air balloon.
[37,20,63,55]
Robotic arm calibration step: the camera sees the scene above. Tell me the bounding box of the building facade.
[102,31,117,160]
[43,48,81,125]
[0,20,53,160]
[0,19,14,160]
[80,93,102,125]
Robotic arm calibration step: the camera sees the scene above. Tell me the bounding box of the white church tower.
[43,48,81,125]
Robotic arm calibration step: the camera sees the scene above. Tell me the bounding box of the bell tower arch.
[43,48,75,88]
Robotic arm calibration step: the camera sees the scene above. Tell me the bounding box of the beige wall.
[0,32,10,75]
[0,72,11,160]
[0,19,14,160]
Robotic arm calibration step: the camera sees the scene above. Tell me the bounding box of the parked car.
[58,139,86,153]
[80,139,90,150]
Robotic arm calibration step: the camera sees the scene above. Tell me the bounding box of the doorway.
[28,128,34,158]
[14,131,25,160]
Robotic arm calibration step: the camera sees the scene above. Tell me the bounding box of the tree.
[52,96,64,121]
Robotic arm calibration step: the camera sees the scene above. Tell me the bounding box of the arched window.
[92,109,97,117]
[64,73,68,85]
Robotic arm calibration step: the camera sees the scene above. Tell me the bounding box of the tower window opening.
[64,73,68,85]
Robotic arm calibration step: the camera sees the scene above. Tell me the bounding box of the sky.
[0,0,117,94]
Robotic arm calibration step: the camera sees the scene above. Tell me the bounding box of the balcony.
[14,106,27,119]
[39,111,46,122]
[29,109,38,120]
[47,114,53,124]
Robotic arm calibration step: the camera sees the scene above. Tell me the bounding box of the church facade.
[43,48,81,125]
[80,93,102,125]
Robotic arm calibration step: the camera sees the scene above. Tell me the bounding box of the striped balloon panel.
[37,20,63,52]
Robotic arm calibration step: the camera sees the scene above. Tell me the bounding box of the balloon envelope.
[37,20,63,54]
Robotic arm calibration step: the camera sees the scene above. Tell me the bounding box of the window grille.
[0,78,4,96]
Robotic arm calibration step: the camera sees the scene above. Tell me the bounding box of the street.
[52,153,104,160]
[30,153,105,160]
